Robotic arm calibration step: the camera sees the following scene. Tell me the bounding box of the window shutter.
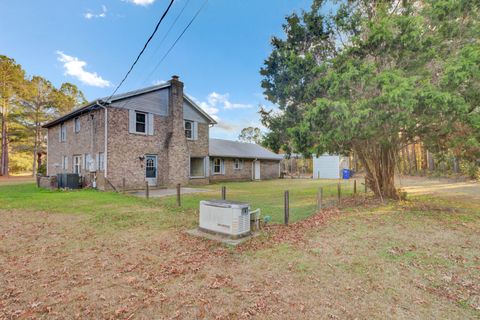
[221,159,225,174]
[95,154,100,171]
[193,121,198,140]
[147,113,154,135]
[59,126,62,141]
[129,109,136,133]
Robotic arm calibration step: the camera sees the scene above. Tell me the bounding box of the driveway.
[130,187,212,198]
[397,176,480,201]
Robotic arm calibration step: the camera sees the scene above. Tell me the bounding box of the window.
[234,159,244,170]
[74,117,80,133]
[213,158,224,175]
[184,120,193,139]
[62,156,68,170]
[98,152,105,171]
[190,157,205,177]
[60,123,67,142]
[73,155,82,174]
[135,112,146,133]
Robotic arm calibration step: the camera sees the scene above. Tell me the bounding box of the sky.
[0,0,315,140]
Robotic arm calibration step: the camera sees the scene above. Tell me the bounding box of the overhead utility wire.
[144,0,208,82]
[104,0,175,103]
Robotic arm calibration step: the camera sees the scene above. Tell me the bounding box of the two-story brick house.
[43,76,282,190]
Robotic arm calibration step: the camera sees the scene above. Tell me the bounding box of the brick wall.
[46,108,106,188]
[209,158,254,182]
[106,107,172,190]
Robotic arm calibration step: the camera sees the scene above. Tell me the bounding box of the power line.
[130,0,191,89]
[105,0,175,103]
[144,0,208,82]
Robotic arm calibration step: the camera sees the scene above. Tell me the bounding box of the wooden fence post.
[354,179,357,196]
[176,183,181,207]
[145,181,149,199]
[317,187,323,211]
[122,178,126,194]
[364,177,367,193]
[337,182,341,205]
[221,186,226,200]
[284,190,290,225]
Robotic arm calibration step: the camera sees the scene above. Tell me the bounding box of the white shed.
[313,154,349,179]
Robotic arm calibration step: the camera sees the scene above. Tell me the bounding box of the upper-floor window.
[234,159,244,170]
[184,120,193,139]
[60,123,67,142]
[74,117,80,133]
[136,112,147,133]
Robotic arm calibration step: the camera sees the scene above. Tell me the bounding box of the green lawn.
[161,178,357,223]
[0,179,357,228]
[0,184,196,231]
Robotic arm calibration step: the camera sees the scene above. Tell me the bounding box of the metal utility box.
[199,200,250,237]
[57,173,80,189]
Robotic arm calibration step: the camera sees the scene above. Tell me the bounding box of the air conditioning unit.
[199,200,250,237]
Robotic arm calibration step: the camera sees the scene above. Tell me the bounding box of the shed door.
[254,160,261,180]
[145,155,157,186]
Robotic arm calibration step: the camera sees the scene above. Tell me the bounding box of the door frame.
[145,154,158,186]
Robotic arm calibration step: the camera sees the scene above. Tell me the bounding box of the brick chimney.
[166,75,189,186]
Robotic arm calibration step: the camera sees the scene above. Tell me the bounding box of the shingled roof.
[209,138,283,161]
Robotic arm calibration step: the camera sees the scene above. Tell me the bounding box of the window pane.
[136,123,146,133]
[190,158,205,177]
[136,113,145,123]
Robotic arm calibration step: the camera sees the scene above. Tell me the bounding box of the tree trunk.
[32,126,39,176]
[421,142,428,172]
[411,143,418,173]
[355,144,398,200]
[427,150,435,171]
[405,146,412,175]
[1,98,8,176]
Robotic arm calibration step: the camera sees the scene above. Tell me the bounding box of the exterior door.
[254,160,261,180]
[145,155,157,186]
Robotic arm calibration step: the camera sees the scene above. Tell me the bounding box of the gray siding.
[111,88,169,116]
[183,99,207,123]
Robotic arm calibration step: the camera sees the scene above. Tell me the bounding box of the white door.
[145,155,157,186]
[254,160,261,180]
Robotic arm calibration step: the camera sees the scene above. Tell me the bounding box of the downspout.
[97,101,108,179]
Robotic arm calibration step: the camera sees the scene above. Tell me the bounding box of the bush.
[460,161,480,180]
[37,163,47,176]
[9,152,32,173]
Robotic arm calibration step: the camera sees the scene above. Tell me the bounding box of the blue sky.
[0,0,315,140]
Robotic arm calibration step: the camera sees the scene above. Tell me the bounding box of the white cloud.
[125,0,156,6]
[152,79,167,85]
[84,5,107,19]
[207,92,253,110]
[56,51,111,88]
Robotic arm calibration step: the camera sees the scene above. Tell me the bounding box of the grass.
[0,184,196,231]
[1,178,479,318]
[161,178,356,224]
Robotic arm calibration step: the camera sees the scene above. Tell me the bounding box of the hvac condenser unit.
[199,200,250,237]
